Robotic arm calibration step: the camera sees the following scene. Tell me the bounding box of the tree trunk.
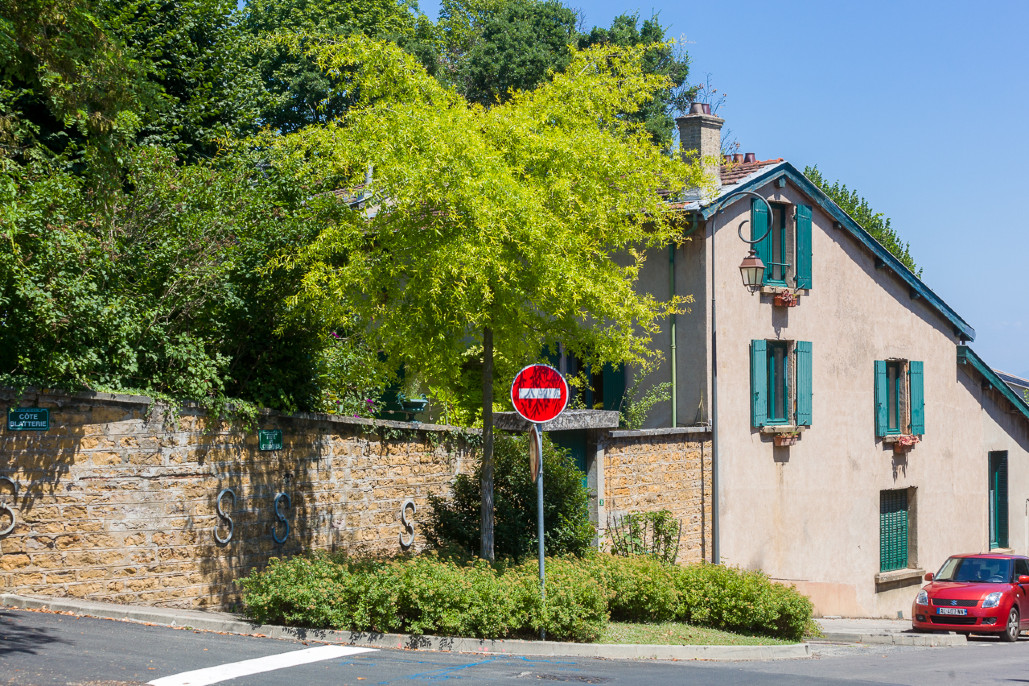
[480,325,495,562]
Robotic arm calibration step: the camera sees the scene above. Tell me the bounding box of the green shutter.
[990,452,1009,549]
[602,363,626,412]
[795,204,812,289]
[796,341,812,426]
[880,490,909,572]
[909,361,924,435]
[874,360,888,436]
[751,199,771,285]
[751,340,767,427]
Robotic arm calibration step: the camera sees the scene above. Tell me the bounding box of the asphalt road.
[3,607,1029,686]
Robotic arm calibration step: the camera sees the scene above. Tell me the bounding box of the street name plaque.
[7,408,49,431]
[258,429,283,451]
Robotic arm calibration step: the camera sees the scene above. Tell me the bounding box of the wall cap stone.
[608,425,712,438]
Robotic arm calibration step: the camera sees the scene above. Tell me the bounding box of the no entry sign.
[510,364,569,424]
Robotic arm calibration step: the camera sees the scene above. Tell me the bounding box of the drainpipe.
[669,244,677,428]
[710,217,720,565]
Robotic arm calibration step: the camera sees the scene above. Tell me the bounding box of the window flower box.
[773,432,800,447]
[884,434,920,453]
[773,291,799,307]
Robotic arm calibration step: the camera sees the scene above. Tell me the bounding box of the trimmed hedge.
[237,552,813,642]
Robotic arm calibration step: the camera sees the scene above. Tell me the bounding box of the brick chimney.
[676,107,724,198]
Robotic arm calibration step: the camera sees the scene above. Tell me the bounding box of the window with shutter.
[880,489,909,572]
[989,451,1009,550]
[750,339,813,430]
[874,359,924,441]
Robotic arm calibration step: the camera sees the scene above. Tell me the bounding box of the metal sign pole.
[534,422,546,641]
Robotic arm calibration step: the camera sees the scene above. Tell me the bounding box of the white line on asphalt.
[518,388,561,399]
[147,645,377,686]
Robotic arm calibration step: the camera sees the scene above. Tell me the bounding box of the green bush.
[426,432,595,561]
[238,552,607,642]
[674,562,813,640]
[586,553,678,623]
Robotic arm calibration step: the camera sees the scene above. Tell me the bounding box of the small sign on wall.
[258,429,283,451]
[7,408,49,431]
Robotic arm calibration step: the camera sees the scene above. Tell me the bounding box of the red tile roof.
[719,158,783,186]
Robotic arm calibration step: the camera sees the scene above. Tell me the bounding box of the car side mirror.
[1018,575,1029,585]
[924,572,934,581]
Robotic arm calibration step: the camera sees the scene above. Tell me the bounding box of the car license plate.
[937,607,967,616]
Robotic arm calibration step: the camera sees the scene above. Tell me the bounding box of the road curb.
[816,631,967,646]
[1,594,811,661]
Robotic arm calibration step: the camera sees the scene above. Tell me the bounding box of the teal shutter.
[909,361,924,435]
[751,199,770,285]
[795,204,812,289]
[796,341,812,426]
[880,490,909,571]
[750,340,767,427]
[990,452,1009,549]
[874,360,888,436]
[602,363,626,412]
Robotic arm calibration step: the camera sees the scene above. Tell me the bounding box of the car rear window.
[936,557,1013,583]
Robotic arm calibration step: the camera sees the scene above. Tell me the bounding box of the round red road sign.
[510,364,569,424]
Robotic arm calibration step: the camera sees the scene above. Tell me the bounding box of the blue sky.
[419,0,1029,378]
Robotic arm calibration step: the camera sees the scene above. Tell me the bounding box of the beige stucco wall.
[658,176,1029,618]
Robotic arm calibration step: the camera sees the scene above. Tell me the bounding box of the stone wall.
[599,428,713,564]
[0,390,714,610]
[0,389,478,609]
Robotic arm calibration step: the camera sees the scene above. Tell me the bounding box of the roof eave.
[688,162,975,342]
[958,346,1029,423]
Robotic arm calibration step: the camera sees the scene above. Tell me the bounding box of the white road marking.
[518,388,561,399]
[148,645,377,686]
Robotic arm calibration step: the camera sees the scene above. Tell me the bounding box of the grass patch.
[600,621,797,646]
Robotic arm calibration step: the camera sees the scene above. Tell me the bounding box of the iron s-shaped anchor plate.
[0,477,17,537]
[272,492,291,544]
[214,488,236,544]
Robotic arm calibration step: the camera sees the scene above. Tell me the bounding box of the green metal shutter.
[990,452,1009,549]
[795,204,813,289]
[751,340,767,427]
[874,360,888,436]
[880,490,909,572]
[909,361,925,435]
[751,199,771,285]
[796,341,813,426]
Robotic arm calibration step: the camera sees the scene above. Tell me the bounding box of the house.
[625,109,1029,617]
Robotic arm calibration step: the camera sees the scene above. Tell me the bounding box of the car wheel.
[1001,607,1020,643]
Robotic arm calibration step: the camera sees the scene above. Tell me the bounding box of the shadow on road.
[0,610,72,656]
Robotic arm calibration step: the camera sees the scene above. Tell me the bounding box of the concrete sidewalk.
[1,593,812,661]
[815,616,967,647]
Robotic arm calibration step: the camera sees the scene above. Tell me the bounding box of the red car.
[912,554,1029,641]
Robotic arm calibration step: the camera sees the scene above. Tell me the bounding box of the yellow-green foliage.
[268,35,708,408]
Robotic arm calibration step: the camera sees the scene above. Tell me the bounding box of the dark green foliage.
[242,0,437,133]
[804,165,920,277]
[425,432,596,560]
[578,13,692,149]
[458,0,576,106]
[237,552,813,642]
[0,147,330,413]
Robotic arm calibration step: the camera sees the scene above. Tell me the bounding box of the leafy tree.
[242,0,438,133]
[456,0,576,106]
[578,13,693,149]
[0,147,328,413]
[426,432,595,560]
[270,36,707,559]
[804,165,920,276]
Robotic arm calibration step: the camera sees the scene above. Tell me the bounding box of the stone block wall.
[599,428,712,564]
[0,389,477,609]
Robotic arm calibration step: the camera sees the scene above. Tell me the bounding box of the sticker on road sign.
[510,364,568,424]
